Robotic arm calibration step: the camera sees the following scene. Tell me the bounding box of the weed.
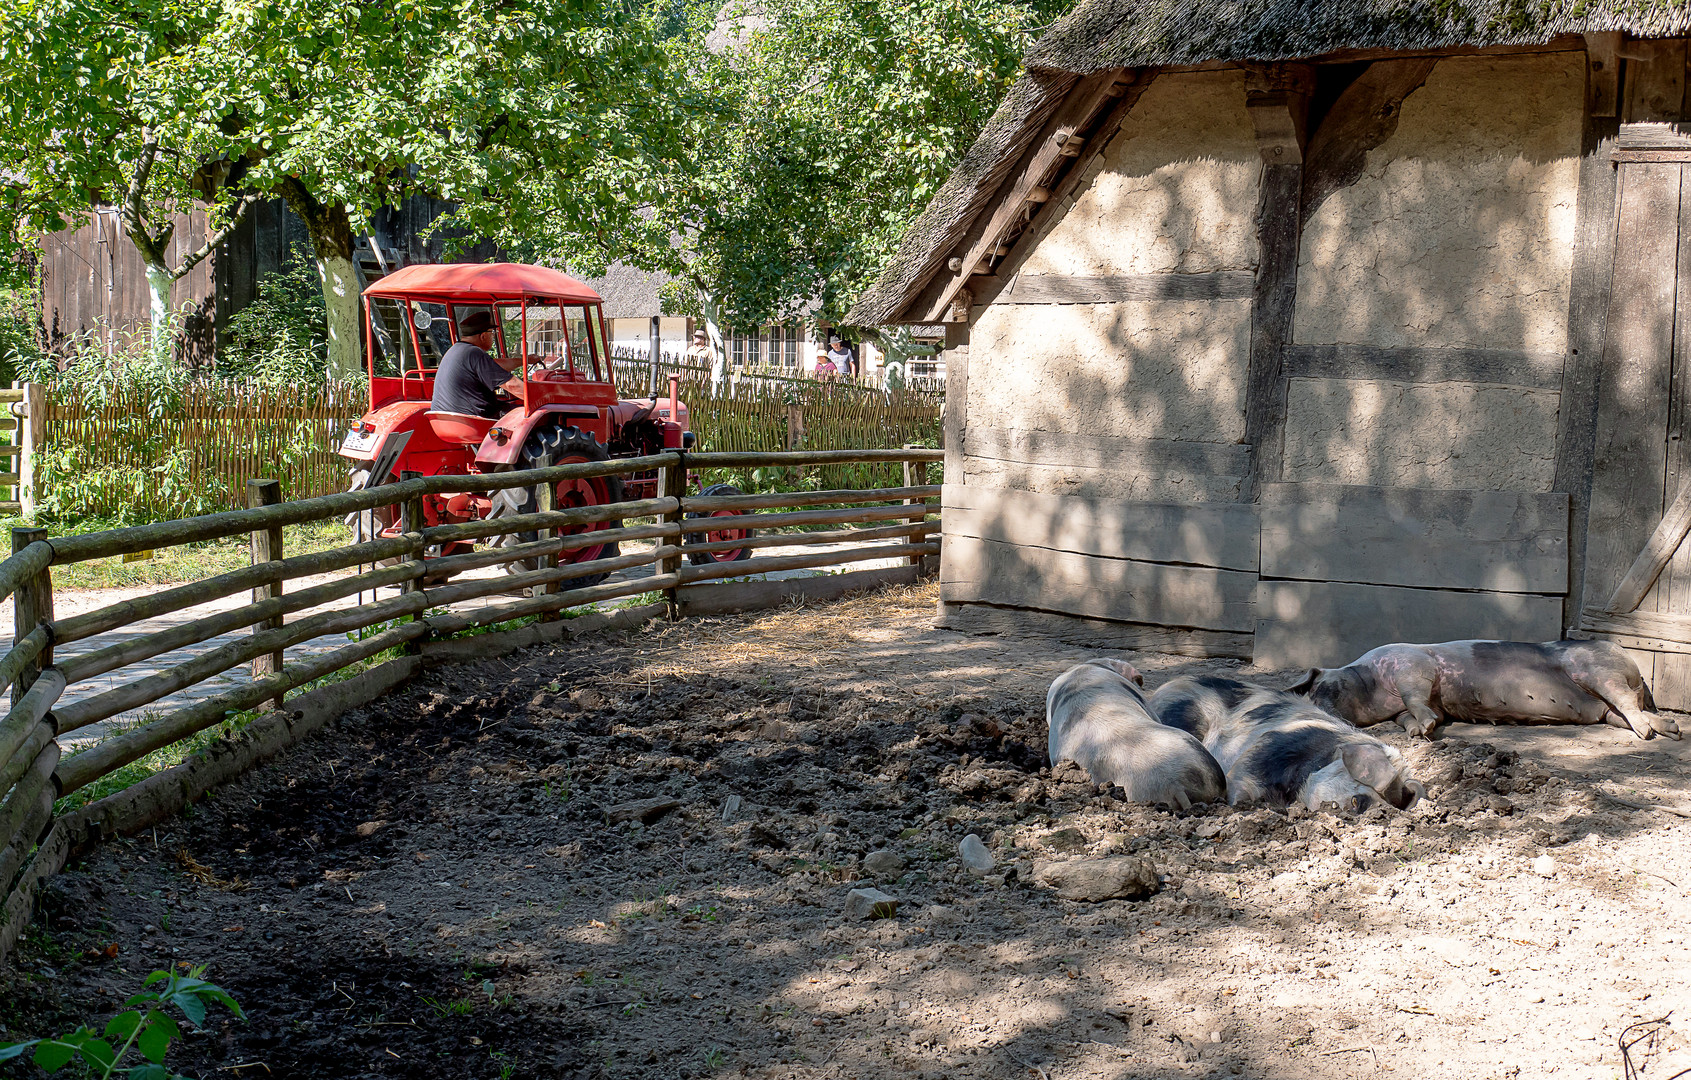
[0,967,242,1078]
[421,996,473,1018]
[490,1050,516,1080]
[702,1046,728,1069]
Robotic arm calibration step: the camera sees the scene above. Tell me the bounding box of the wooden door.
[1581,157,1691,709]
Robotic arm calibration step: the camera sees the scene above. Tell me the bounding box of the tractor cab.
[335,263,715,577]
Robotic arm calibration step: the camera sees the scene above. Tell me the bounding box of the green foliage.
[0,282,44,387]
[220,249,328,385]
[0,968,243,1079]
[493,0,1060,328]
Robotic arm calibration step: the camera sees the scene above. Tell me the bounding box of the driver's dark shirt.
[431,341,511,419]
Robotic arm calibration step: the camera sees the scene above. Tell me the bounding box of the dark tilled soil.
[3,582,1690,1080]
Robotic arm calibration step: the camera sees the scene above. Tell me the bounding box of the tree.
[0,0,261,341]
[2,0,673,376]
[185,0,679,376]
[480,0,1061,344]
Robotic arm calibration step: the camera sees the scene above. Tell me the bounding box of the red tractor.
[337,262,750,581]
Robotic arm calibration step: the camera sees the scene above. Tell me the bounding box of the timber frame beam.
[903,68,1148,324]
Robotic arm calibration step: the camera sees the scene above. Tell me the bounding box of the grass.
[1,515,356,591]
[53,709,262,814]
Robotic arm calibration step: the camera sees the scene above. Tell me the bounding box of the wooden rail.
[0,446,942,962]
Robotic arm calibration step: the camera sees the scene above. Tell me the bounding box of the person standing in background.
[827,334,856,377]
[685,328,713,365]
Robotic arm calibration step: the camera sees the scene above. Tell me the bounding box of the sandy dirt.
[3,580,1689,1080]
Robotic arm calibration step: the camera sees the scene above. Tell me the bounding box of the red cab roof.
[362,263,602,303]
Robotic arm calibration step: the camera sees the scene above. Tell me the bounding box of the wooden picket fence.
[0,447,941,962]
[32,368,941,519]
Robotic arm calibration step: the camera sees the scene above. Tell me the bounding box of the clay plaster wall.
[1018,70,1262,277]
[1294,52,1582,352]
[962,299,1251,502]
[963,70,1261,502]
[1281,379,1560,491]
[1286,52,1580,491]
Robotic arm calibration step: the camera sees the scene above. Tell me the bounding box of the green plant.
[219,247,329,384]
[421,996,473,1018]
[0,968,243,1078]
[702,1046,728,1069]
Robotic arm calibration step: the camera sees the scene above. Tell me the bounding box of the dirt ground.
[3,580,1690,1080]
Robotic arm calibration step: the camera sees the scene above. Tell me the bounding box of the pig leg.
[1593,691,1680,740]
[1393,683,1443,739]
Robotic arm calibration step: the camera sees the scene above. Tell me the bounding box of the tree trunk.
[697,287,726,390]
[143,261,174,346]
[281,183,362,379]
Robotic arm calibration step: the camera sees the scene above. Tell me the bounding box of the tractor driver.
[431,310,522,419]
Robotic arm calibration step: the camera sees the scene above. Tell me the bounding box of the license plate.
[341,429,380,455]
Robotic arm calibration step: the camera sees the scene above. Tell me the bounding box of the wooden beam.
[943,484,1259,571]
[1245,63,1314,164]
[998,272,1254,304]
[1585,32,1622,118]
[1254,580,1565,670]
[1282,343,1566,390]
[942,322,968,482]
[1623,37,1687,123]
[962,427,1250,477]
[1579,163,1679,616]
[1243,162,1302,499]
[1605,474,1691,612]
[1616,122,1691,149]
[919,69,1134,324]
[1554,78,1624,634]
[937,604,1253,660]
[1300,58,1437,223]
[1581,606,1691,645]
[942,534,1257,633]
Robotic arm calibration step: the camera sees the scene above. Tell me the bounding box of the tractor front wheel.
[684,482,755,566]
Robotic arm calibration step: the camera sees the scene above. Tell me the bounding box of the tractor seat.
[425,411,496,448]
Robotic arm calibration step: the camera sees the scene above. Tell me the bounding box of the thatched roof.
[846,0,1691,326]
[580,263,672,320]
[1027,0,1691,73]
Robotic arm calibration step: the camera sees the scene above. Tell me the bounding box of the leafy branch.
[0,968,244,1080]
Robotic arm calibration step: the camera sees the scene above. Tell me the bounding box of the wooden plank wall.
[938,484,1257,658]
[1255,484,1569,667]
[40,210,220,361]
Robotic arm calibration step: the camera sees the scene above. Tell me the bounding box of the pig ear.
[1286,668,1321,695]
[1340,743,1399,791]
[1093,658,1144,686]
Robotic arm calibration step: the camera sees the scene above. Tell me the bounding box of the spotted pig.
[1046,659,1226,810]
[1287,639,1679,741]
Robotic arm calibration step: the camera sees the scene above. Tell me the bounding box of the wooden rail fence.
[0,448,941,961]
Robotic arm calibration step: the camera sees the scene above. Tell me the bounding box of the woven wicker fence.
[41,381,366,520]
[38,363,941,519]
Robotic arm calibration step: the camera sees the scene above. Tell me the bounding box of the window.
[783,325,798,368]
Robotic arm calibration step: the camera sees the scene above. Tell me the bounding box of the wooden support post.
[10,526,50,708]
[247,480,285,708]
[658,455,689,617]
[399,471,428,649]
[533,472,562,621]
[19,382,43,519]
[902,449,933,573]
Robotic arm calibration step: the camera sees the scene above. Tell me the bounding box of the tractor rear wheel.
[494,426,624,588]
[684,482,755,566]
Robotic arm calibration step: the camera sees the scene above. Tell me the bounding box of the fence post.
[399,472,429,649]
[247,479,285,708]
[657,453,688,618]
[19,382,43,519]
[10,526,51,708]
[534,474,561,622]
[903,448,935,575]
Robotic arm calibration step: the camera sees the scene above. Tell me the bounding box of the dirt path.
[3,581,1688,1080]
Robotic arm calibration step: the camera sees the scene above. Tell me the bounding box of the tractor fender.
[475,403,609,466]
[338,399,447,463]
